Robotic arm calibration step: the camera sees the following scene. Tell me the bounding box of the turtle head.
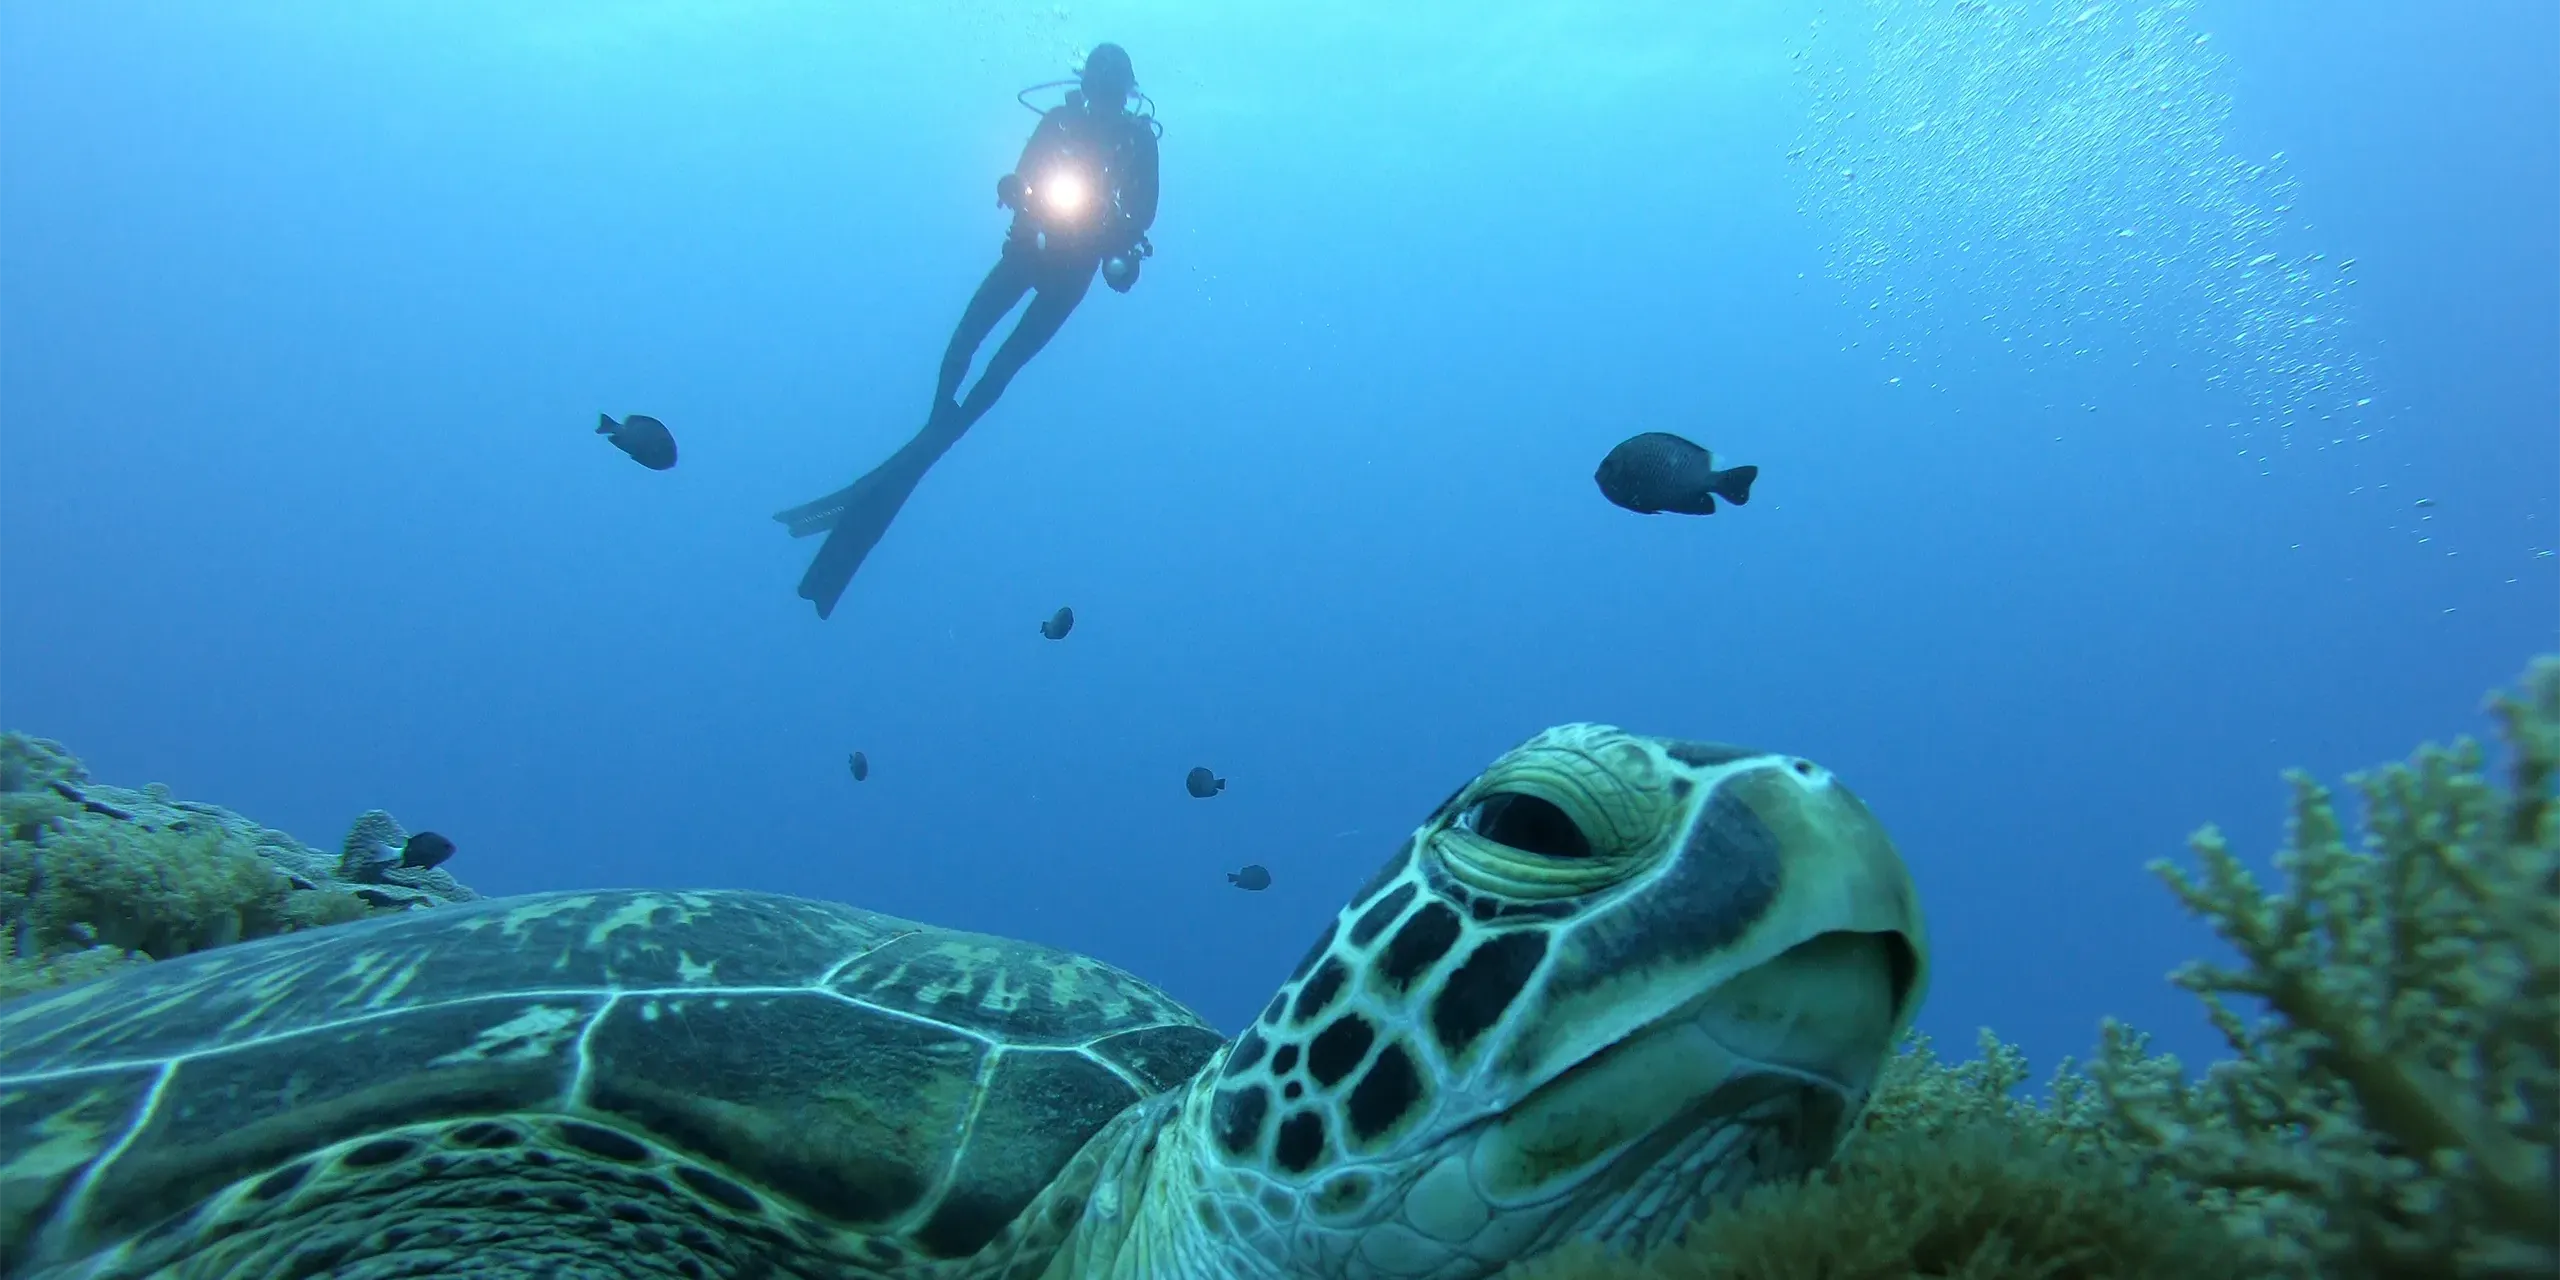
[1192,725,1927,1274]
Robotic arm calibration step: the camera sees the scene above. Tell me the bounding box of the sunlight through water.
[1789,0,2376,458]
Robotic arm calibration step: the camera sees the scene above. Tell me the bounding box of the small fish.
[848,751,869,782]
[46,779,133,821]
[1185,767,1225,798]
[2413,498,2436,508]
[1594,432,1758,516]
[1040,606,1075,640]
[1227,864,1271,891]
[398,831,456,871]
[598,413,678,470]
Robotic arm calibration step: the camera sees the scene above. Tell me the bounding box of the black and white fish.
[1594,432,1756,515]
[398,831,456,871]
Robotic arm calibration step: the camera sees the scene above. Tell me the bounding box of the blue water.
[2,0,2551,1082]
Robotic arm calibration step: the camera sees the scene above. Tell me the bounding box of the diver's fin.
[796,490,898,619]
[776,405,973,538]
[794,449,943,620]
[774,483,863,538]
[797,525,868,620]
[1712,465,1759,507]
[790,407,981,618]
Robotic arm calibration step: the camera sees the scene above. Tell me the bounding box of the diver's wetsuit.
[778,96,1161,620]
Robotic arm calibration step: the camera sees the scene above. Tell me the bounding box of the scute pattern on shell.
[0,889,1227,1277]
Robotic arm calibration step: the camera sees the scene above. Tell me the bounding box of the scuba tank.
[1013,77,1160,217]
[1011,78,1159,277]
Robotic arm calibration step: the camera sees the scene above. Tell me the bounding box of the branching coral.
[1500,656,2557,1280]
[1505,1031,2255,1280]
[2091,657,2559,1277]
[1855,1028,2050,1144]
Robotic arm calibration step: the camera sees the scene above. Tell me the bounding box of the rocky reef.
[1506,657,2557,1280]
[0,733,480,1003]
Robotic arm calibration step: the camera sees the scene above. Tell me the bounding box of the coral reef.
[0,923,147,1005]
[1503,656,2557,1280]
[2088,655,2557,1277]
[0,732,480,1004]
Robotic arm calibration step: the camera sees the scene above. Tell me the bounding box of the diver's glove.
[995,172,1025,210]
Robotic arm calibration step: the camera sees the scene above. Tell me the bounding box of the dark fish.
[47,779,133,821]
[1227,863,1271,891]
[848,751,869,782]
[598,413,678,470]
[1185,767,1225,798]
[398,831,456,871]
[1593,432,1757,515]
[1040,606,1075,640]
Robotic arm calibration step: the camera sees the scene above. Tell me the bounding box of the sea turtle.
[0,725,1928,1279]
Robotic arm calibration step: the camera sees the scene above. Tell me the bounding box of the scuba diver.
[776,42,1162,620]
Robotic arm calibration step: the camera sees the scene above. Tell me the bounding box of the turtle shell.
[0,889,1226,1277]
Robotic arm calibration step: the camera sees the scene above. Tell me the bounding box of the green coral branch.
[1504,1029,2266,1279]
[2105,656,2560,1278]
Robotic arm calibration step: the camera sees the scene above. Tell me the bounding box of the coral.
[1854,1028,2050,1143]
[338,808,409,881]
[0,786,80,844]
[279,887,374,931]
[0,733,84,794]
[1501,657,2556,1280]
[334,807,478,905]
[1502,1031,2255,1280]
[2089,656,2559,1278]
[0,732,480,1005]
[1509,1124,2247,1280]
[5,819,293,958]
[0,924,147,1005]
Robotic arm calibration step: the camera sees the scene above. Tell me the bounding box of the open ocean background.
[3,0,2553,1078]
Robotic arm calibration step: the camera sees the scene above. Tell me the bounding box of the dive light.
[1038,169,1091,218]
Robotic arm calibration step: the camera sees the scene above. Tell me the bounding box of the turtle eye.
[1458,793,1593,859]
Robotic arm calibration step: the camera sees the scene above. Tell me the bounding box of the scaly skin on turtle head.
[1067,725,1929,1279]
